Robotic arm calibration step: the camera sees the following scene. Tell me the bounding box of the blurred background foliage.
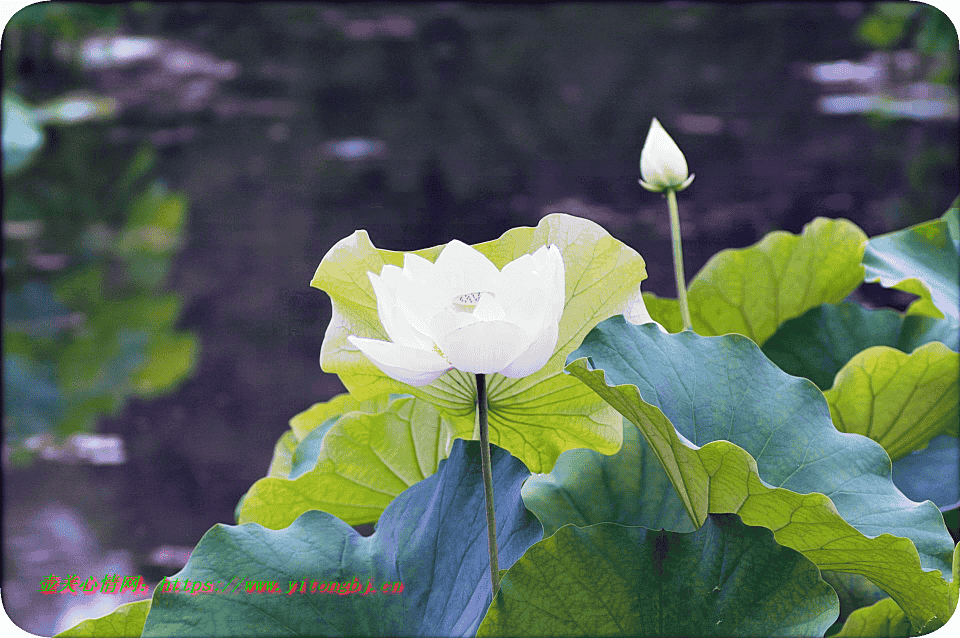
[3,3,197,457]
[1,3,956,636]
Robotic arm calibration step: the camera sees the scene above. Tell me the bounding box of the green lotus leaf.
[54,600,151,638]
[862,205,960,322]
[288,416,340,479]
[762,301,959,391]
[237,396,454,528]
[945,196,959,244]
[825,343,959,462]
[564,317,956,631]
[266,429,297,479]
[477,515,839,637]
[685,217,867,344]
[522,415,695,537]
[892,435,959,508]
[288,392,394,441]
[837,543,960,637]
[638,219,867,344]
[834,598,912,638]
[640,291,684,333]
[141,439,542,637]
[820,570,891,634]
[312,212,642,472]
[238,392,412,525]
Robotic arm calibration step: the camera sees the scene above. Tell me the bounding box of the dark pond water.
[4,3,958,634]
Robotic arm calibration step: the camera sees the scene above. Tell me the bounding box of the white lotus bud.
[639,117,694,193]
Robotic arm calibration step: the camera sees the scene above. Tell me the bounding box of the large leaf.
[142,439,542,637]
[685,217,867,344]
[892,435,960,509]
[235,393,404,524]
[640,290,684,334]
[237,396,454,528]
[640,219,868,344]
[285,397,415,479]
[521,386,900,632]
[312,213,639,472]
[522,416,695,537]
[477,515,839,637]
[836,544,960,637]
[824,342,959,462]
[265,430,297,479]
[288,393,393,441]
[762,301,959,391]
[945,196,959,245]
[834,598,912,638]
[54,600,150,638]
[862,206,960,323]
[564,317,956,631]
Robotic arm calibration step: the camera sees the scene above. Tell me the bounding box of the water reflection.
[5,503,143,636]
[808,50,959,120]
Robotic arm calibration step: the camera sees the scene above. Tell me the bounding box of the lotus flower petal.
[368,271,434,349]
[346,335,451,385]
[436,320,528,374]
[433,240,502,296]
[498,316,560,378]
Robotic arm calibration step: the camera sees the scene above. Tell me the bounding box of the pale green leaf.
[266,430,297,479]
[834,598,912,637]
[825,343,959,462]
[686,217,867,344]
[288,392,393,441]
[640,290,684,333]
[237,396,454,528]
[54,600,150,638]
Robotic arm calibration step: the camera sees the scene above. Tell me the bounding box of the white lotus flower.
[347,240,565,386]
[639,117,694,193]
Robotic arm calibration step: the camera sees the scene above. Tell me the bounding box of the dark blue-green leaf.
[523,418,695,537]
[141,439,542,637]
[892,435,960,509]
[478,514,839,637]
[762,301,959,390]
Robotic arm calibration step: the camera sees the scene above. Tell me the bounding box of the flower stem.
[667,188,693,331]
[476,373,500,597]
